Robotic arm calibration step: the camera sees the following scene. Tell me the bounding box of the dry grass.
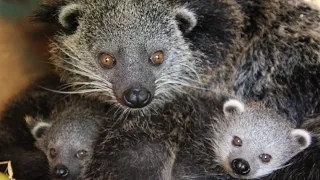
[0,161,13,179]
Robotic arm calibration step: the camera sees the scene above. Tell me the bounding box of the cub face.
[213,99,312,179]
[28,117,93,180]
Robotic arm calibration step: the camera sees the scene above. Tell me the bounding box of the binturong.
[31,0,202,116]
[26,97,105,180]
[31,0,242,118]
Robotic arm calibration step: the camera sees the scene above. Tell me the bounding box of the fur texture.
[0,74,64,180]
[31,0,320,124]
[71,92,310,180]
[30,0,245,117]
[173,96,311,180]
[27,97,105,180]
[232,1,320,125]
[4,0,318,179]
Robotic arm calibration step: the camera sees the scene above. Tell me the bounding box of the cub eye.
[75,150,88,159]
[232,136,242,147]
[99,53,116,68]
[49,148,57,158]
[150,51,164,65]
[259,154,272,163]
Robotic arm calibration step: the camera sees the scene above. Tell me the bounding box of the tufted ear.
[175,6,197,34]
[31,122,51,140]
[32,2,82,33]
[223,99,245,115]
[291,129,312,151]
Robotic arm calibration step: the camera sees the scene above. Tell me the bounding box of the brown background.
[0,18,52,114]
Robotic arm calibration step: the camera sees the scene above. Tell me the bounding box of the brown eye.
[99,53,116,68]
[232,136,242,147]
[75,150,88,159]
[49,148,57,158]
[259,154,272,163]
[150,51,164,65]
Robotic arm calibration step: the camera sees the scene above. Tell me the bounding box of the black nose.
[53,165,69,178]
[123,87,151,108]
[231,158,251,175]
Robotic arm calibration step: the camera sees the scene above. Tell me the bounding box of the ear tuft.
[223,99,245,115]
[175,6,197,34]
[31,1,67,24]
[31,122,51,140]
[291,129,312,151]
[58,4,82,31]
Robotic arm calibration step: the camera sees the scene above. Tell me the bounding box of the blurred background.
[0,0,53,114]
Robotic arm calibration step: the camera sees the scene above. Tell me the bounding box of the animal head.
[28,110,99,180]
[33,0,199,115]
[213,99,312,179]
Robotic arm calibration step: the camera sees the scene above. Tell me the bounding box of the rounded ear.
[291,129,312,151]
[175,6,197,34]
[58,4,82,32]
[31,122,51,140]
[223,99,245,115]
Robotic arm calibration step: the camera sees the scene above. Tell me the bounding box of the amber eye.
[259,154,272,163]
[232,136,242,147]
[150,51,164,65]
[75,150,88,159]
[49,148,57,158]
[99,53,116,68]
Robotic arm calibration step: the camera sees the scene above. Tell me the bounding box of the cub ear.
[175,6,197,34]
[291,129,312,151]
[31,122,51,140]
[223,99,245,115]
[32,2,82,33]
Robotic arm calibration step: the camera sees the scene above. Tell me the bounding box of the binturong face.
[29,109,99,180]
[34,0,200,117]
[212,99,312,179]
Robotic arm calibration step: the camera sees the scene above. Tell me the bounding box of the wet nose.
[231,158,251,175]
[123,87,151,108]
[53,165,69,178]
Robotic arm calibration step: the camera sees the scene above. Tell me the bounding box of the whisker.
[38,85,106,94]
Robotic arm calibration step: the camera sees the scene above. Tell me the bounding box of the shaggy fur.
[0,74,64,180]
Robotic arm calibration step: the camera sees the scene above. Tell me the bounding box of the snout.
[123,86,151,108]
[52,164,69,179]
[231,158,251,175]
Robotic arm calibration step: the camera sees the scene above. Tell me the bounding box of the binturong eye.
[259,154,272,163]
[99,53,116,69]
[75,150,88,159]
[49,148,57,158]
[150,51,164,65]
[232,136,243,147]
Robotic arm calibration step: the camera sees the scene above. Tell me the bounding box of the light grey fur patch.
[212,101,311,179]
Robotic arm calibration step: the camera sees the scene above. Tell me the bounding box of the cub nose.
[123,87,151,108]
[231,158,251,175]
[53,164,69,178]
